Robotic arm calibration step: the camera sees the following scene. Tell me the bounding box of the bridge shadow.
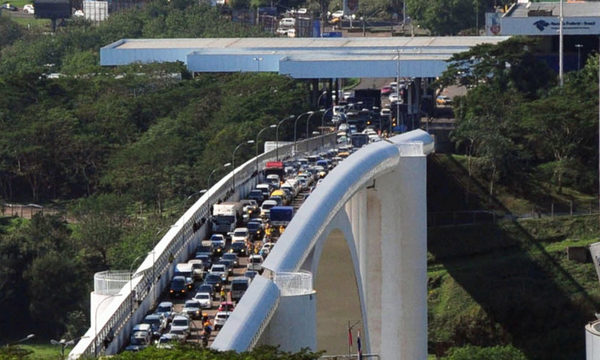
[314,229,364,356]
[427,154,599,359]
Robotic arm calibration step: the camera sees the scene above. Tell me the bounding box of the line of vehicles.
[122,146,367,352]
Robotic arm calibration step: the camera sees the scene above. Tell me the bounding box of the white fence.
[68,133,336,359]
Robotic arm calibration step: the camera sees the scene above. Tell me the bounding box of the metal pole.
[394,49,401,134]
[559,0,564,87]
[306,111,318,141]
[575,44,583,70]
[276,115,294,161]
[256,125,277,181]
[232,141,253,191]
[598,37,600,221]
[94,295,117,357]
[294,112,312,155]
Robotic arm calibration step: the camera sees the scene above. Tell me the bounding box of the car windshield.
[157,305,171,313]
[205,274,220,282]
[247,223,260,230]
[186,302,200,309]
[250,257,262,264]
[130,335,147,345]
[171,278,184,286]
[145,318,159,326]
[216,216,235,223]
[197,294,209,300]
[234,231,247,237]
[217,314,230,320]
[212,265,225,272]
[223,254,235,260]
[173,319,188,327]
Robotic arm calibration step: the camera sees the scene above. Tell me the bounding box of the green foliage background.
[0,0,310,342]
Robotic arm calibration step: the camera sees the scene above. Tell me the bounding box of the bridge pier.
[377,154,428,360]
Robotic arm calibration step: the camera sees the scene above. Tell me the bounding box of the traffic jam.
[122,141,367,352]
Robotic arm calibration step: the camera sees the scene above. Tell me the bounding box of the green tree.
[442,345,527,360]
[72,194,130,268]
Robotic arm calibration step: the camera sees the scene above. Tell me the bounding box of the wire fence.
[1,203,59,219]
[428,205,600,227]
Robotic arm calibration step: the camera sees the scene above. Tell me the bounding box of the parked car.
[222,253,239,268]
[193,292,213,309]
[1,3,17,11]
[126,323,152,351]
[436,95,452,105]
[247,254,264,273]
[156,334,176,349]
[182,300,202,319]
[244,270,258,280]
[230,241,249,256]
[230,227,249,244]
[169,276,191,297]
[155,301,174,323]
[23,4,34,13]
[214,311,232,330]
[279,17,295,27]
[203,273,224,293]
[217,301,235,312]
[169,315,191,341]
[143,314,168,339]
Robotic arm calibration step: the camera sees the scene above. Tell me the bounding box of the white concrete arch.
[261,130,434,359]
[303,208,372,355]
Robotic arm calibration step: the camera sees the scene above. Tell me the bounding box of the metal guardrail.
[69,133,336,359]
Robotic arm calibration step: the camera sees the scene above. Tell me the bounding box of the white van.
[230,277,251,301]
[260,200,277,218]
[279,17,295,27]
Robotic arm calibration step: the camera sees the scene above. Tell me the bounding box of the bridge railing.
[69,133,336,359]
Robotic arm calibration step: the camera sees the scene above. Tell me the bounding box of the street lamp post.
[232,140,255,191]
[51,338,78,360]
[256,124,277,180]
[306,111,320,141]
[7,334,35,347]
[94,294,120,357]
[321,107,333,148]
[207,163,232,189]
[559,0,564,86]
[394,48,401,134]
[276,115,295,161]
[575,44,583,70]
[128,254,145,307]
[294,111,313,155]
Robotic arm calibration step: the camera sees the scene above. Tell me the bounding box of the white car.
[182,300,202,319]
[23,4,34,14]
[214,311,232,330]
[230,227,249,244]
[210,264,228,282]
[247,254,264,273]
[169,315,190,341]
[210,233,226,247]
[260,242,275,257]
[331,10,344,18]
[287,28,296,38]
[389,93,399,103]
[194,292,213,309]
[279,17,295,27]
[296,7,307,14]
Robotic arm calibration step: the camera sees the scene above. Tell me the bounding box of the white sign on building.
[486,12,600,36]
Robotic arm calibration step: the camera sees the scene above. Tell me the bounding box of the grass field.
[20,343,72,359]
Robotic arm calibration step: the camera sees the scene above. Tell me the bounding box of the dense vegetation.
[0,1,311,341]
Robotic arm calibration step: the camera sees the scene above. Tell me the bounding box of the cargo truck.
[269,206,294,226]
[211,202,243,234]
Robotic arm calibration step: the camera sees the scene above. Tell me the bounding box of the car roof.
[158,301,173,306]
[234,227,248,232]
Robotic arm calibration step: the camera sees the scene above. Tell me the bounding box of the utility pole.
[559,0,564,86]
